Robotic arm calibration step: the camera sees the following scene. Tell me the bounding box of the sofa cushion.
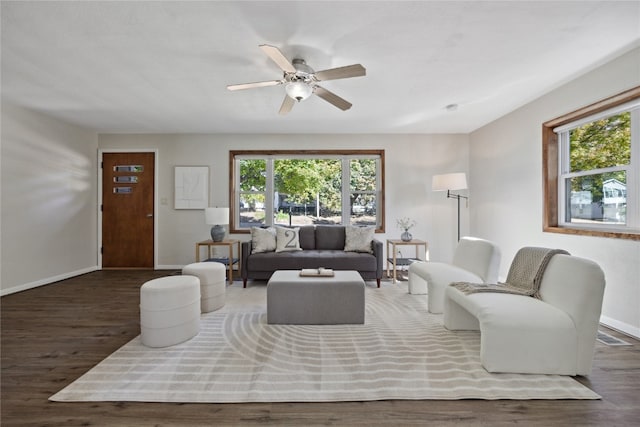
[298,225,316,250]
[275,226,302,253]
[315,225,346,250]
[248,250,377,272]
[344,225,374,253]
[250,227,276,254]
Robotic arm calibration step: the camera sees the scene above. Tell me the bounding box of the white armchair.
[443,254,606,375]
[408,236,501,313]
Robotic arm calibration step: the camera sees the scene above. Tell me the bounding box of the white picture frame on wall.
[174,166,209,209]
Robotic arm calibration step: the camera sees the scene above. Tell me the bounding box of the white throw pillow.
[275,226,302,253]
[344,225,374,253]
[251,227,276,254]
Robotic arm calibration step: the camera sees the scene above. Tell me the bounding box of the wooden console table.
[386,239,428,283]
[195,239,240,284]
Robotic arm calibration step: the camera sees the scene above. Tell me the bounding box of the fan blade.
[314,64,366,81]
[279,95,295,115]
[314,86,352,111]
[227,80,282,91]
[259,44,296,73]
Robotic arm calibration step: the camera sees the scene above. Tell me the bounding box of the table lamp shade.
[205,207,229,225]
[432,173,467,191]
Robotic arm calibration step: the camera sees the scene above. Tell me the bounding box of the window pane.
[350,159,377,226]
[274,196,323,226]
[274,159,341,226]
[239,193,265,228]
[350,159,376,191]
[569,112,630,172]
[350,193,377,226]
[318,160,342,222]
[240,159,266,191]
[566,171,626,225]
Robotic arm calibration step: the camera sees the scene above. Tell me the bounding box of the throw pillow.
[251,227,276,254]
[275,226,302,253]
[344,225,374,253]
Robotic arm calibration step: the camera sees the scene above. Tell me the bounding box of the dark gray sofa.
[241,225,383,287]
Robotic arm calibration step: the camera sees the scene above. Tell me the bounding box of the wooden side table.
[195,239,241,284]
[386,239,429,283]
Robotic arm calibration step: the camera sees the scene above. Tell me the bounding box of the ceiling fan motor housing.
[292,58,314,75]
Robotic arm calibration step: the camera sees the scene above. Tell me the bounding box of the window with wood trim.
[543,86,640,240]
[229,150,385,233]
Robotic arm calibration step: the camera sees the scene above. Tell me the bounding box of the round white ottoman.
[182,262,226,313]
[140,276,200,348]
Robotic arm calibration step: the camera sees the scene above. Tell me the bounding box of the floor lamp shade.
[205,207,229,242]
[432,173,468,241]
[432,173,467,192]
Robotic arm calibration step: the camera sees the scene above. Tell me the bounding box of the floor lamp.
[432,173,468,241]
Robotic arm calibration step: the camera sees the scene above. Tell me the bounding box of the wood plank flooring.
[2,270,639,426]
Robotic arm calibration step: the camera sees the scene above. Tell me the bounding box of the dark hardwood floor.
[2,270,639,426]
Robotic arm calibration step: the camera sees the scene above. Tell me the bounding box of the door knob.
[146,214,153,218]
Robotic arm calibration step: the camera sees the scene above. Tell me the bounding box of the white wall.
[98,134,470,267]
[1,102,99,295]
[469,47,640,337]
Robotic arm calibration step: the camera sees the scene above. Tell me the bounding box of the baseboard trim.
[156,265,184,270]
[1,266,100,297]
[156,264,240,271]
[600,315,640,340]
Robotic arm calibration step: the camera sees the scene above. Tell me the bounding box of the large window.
[543,86,640,240]
[230,150,385,233]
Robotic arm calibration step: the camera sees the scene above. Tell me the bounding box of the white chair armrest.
[538,254,605,374]
[410,261,484,313]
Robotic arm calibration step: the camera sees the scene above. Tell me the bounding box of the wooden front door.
[102,152,155,268]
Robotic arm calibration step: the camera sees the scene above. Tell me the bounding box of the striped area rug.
[50,282,599,402]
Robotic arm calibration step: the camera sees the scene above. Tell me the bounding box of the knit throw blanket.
[451,247,569,299]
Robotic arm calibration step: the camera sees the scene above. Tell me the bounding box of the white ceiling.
[2,1,639,134]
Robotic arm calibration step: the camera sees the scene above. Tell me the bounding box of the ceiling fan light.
[285,81,313,102]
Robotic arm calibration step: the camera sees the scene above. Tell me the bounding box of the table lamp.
[205,207,229,242]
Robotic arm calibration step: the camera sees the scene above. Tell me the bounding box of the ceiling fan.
[227,44,366,115]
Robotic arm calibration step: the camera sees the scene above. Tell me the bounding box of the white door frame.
[97,148,159,269]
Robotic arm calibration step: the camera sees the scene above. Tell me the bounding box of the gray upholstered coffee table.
[266,270,365,325]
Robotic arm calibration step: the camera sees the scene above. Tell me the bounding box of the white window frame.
[230,150,385,233]
[554,100,639,232]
